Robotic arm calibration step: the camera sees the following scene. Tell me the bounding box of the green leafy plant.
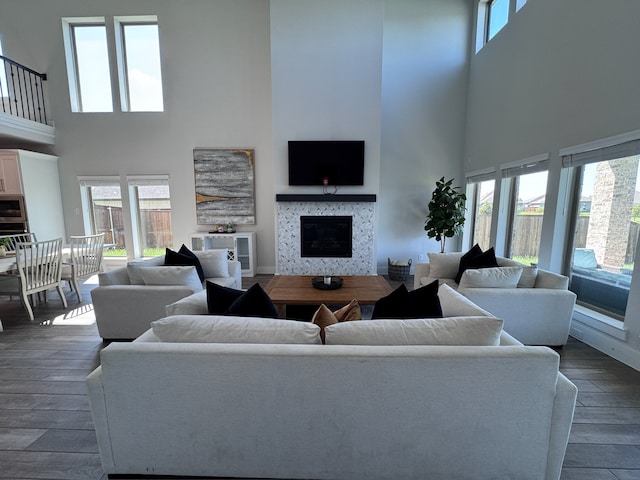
[0,237,11,247]
[424,177,467,253]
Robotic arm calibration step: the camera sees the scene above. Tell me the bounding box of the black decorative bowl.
[311,276,344,290]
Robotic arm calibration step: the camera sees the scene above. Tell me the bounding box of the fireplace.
[300,216,352,258]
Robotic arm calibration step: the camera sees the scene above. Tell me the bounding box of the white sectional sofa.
[91,250,241,340]
[414,252,577,346]
[87,309,577,480]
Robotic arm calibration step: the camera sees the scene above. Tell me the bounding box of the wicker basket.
[388,258,412,281]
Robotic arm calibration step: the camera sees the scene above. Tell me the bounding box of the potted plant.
[424,177,466,253]
[0,237,10,257]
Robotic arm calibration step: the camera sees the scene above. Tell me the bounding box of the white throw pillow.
[126,256,165,284]
[438,284,492,317]
[427,252,464,279]
[165,290,209,316]
[324,316,503,346]
[197,249,229,278]
[138,266,203,292]
[517,266,538,288]
[458,266,523,289]
[151,315,321,344]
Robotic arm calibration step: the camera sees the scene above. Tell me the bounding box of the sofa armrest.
[228,260,242,289]
[546,372,578,479]
[86,367,115,472]
[98,266,130,286]
[535,269,569,289]
[413,262,431,290]
[91,285,195,339]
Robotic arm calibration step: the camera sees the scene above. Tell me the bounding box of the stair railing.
[0,55,48,125]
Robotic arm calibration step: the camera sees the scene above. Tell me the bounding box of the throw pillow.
[458,266,523,289]
[333,298,362,322]
[517,266,538,288]
[165,245,205,282]
[371,284,412,319]
[197,249,230,278]
[206,282,244,314]
[151,315,321,344]
[324,316,504,346]
[426,252,464,279]
[224,283,279,318]
[126,256,165,284]
[407,279,443,318]
[455,246,499,283]
[312,299,362,344]
[137,266,203,292]
[454,244,483,283]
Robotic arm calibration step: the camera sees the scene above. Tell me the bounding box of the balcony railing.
[0,55,48,125]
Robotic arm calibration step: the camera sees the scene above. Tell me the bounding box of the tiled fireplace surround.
[276,194,377,275]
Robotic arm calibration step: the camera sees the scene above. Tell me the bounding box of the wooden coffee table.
[264,275,393,318]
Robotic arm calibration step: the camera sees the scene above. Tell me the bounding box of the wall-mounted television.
[288,140,365,186]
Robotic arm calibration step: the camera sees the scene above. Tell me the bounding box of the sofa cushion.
[371,281,442,320]
[427,252,464,279]
[224,283,279,318]
[165,245,205,282]
[166,290,209,316]
[324,316,503,346]
[206,282,244,314]
[138,266,204,292]
[196,249,229,278]
[126,256,165,284]
[151,315,321,344]
[458,266,523,289]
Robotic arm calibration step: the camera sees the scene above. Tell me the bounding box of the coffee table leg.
[275,304,286,319]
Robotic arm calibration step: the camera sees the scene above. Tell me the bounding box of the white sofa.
[91,250,241,340]
[87,310,577,479]
[414,253,577,346]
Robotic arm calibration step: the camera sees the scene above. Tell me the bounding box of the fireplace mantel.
[276,194,376,203]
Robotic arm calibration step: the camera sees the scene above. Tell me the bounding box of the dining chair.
[0,238,67,321]
[61,233,105,302]
[0,232,37,253]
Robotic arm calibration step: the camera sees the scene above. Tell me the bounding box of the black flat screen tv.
[288,140,365,186]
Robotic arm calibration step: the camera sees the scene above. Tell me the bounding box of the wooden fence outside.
[93,205,172,248]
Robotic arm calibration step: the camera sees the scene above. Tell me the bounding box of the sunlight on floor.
[50,303,96,326]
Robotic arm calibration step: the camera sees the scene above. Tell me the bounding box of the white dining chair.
[61,233,105,302]
[0,238,67,321]
[0,232,37,253]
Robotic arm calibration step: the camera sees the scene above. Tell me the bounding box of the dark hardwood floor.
[0,274,639,479]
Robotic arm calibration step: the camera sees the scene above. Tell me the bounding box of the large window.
[501,155,549,264]
[62,19,113,113]
[466,172,496,251]
[79,176,172,259]
[114,17,164,112]
[62,15,163,113]
[486,0,509,41]
[563,141,640,320]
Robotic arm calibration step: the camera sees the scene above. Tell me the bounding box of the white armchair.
[91,250,241,340]
[414,254,576,346]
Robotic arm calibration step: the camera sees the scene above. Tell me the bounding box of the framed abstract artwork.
[193,148,256,225]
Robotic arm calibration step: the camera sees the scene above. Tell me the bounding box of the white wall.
[378,0,472,267]
[0,0,275,271]
[464,0,640,369]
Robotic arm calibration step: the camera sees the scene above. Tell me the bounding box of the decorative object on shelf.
[311,276,344,290]
[388,258,412,281]
[424,177,466,253]
[226,222,235,233]
[194,148,256,225]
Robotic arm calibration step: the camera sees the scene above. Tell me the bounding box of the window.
[562,138,640,320]
[114,17,164,112]
[61,18,113,112]
[62,15,164,113]
[466,171,496,251]
[500,155,550,264]
[79,175,172,259]
[486,0,509,41]
[127,176,172,257]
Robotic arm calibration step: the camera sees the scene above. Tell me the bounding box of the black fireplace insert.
[300,216,352,258]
